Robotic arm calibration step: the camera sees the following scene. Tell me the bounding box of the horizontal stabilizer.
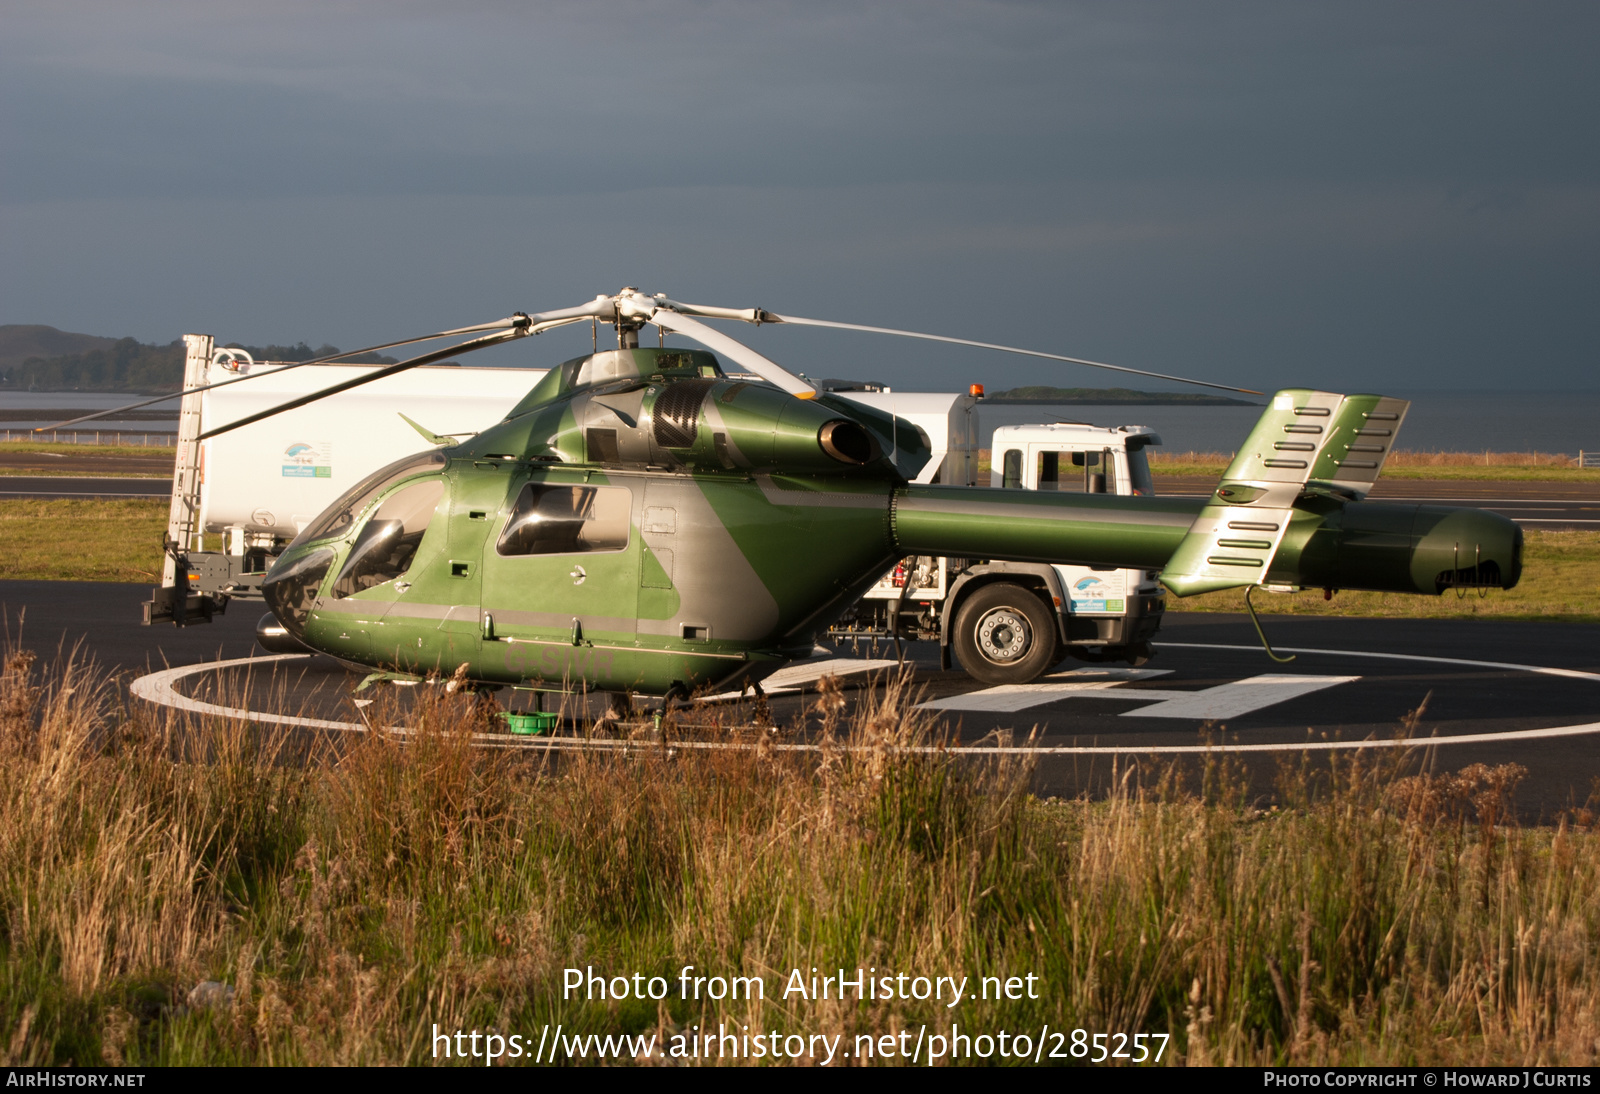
[398,413,454,446]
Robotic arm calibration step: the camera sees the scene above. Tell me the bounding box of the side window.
[1036,451,1060,491]
[1001,449,1023,489]
[1044,450,1116,494]
[1069,449,1116,494]
[331,478,445,598]
[496,483,631,557]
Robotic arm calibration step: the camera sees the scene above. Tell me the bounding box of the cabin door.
[478,472,639,687]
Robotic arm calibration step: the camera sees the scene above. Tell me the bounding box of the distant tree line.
[986,385,1257,406]
[0,338,398,392]
[219,342,398,366]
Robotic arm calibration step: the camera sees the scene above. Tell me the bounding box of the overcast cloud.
[2,0,1595,392]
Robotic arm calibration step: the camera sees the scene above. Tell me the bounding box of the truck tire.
[952,583,1060,685]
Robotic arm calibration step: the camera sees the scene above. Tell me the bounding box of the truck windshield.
[1126,437,1157,496]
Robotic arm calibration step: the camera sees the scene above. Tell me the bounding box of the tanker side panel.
[198,363,545,539]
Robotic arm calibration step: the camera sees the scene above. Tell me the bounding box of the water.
[976,390,1600,456]
[2,389,1596,453]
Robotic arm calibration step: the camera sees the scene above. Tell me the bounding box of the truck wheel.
[952,583,1059,685]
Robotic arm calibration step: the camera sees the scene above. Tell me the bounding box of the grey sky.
[3,0,1595,393]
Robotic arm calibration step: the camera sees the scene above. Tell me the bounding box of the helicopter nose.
[261,546,337,642]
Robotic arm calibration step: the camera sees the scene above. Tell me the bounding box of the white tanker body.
[198,360,545,540]
[146,335,545,625]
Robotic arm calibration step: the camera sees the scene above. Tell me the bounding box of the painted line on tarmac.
[919,667,1173,713]
[1156,642,1600,683]
[131,646,1600,755]
[1119,673,1361,719]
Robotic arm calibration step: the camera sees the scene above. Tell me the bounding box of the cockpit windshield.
[505,348,724,418]
[286,449,447,549]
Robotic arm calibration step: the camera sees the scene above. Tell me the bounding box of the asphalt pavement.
[5,579,1598,818]
[0,476,170,498]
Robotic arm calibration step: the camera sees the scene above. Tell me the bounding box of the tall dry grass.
[3,643,1600,1065]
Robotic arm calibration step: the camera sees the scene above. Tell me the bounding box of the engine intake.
[818,420,879,465]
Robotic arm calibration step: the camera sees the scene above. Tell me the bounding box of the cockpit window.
[287,449,447,549]
[505,348,725,417]
[331,478,445,598]
[496,483,630,556]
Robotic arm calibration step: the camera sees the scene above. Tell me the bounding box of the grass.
[0,470,171,479]
[0,441,176,459]
[976,450,1600,483]
[1145,451,1600,483]
[3,649,1600,1066]
[0,441,175,479]
[1168,530,1600,624]
[0,499,166,583]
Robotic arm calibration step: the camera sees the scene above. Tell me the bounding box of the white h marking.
[919,668,1171,713]
[1120,674,1360,719]
[920,670,1360,719]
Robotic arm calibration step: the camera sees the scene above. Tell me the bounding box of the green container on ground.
[497,711,559,736]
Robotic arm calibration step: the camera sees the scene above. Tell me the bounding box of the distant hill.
[0,325,119,372]
[986,385,1259,406]
[0,328,398,392]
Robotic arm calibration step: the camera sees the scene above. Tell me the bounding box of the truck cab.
[828,415,1167,685]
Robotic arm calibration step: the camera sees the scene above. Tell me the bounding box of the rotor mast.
[614,287,646,349]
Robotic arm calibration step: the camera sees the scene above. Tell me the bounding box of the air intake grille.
[652,379,715,448]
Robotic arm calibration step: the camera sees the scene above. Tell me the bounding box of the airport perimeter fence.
[1581,450,1600,469]
[1,429,177,447]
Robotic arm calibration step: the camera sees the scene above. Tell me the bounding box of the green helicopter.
[185,289,1518,701]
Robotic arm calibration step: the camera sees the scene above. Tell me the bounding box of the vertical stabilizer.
[1160,389,1410,597]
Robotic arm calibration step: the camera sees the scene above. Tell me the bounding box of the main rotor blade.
[197,328,524,440]
[650,310,816,398]
[35,314,545,433]
[765,314,1263,397]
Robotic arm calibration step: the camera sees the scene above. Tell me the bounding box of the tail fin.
[1160,389,1410,597]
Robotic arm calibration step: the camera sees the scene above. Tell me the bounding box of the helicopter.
[158,288,1519,702]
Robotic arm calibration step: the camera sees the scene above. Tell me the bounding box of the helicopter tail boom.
[890,484,1522,598]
